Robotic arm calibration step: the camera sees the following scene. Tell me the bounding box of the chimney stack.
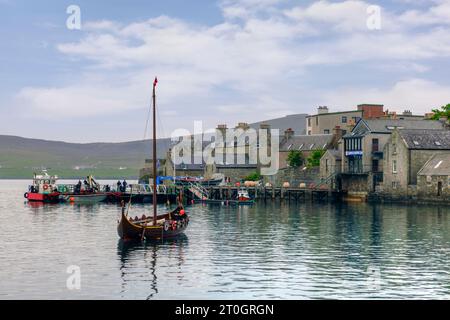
[318,106,329,114]
[284,128,294,140]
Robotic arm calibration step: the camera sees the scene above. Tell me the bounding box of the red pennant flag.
[153,77,158,88]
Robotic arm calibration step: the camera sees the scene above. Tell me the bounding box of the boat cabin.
[30,171,58,194]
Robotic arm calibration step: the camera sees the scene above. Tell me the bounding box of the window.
[325,159,329,173]
[392,181,397,189]
[435,141,442,146]
[372,138,379,152]
[342,116,347,123]
[413,140,419,146]
[324,129,330,134]
[308,130,311,135]
[316,117,319,126]
[392,144,397,154]
[308,118,311,126]
[392,160,397,173]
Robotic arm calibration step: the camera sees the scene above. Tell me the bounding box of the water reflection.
[117,236,189,300]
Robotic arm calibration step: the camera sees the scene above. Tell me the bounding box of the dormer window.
[413,141,419,146]
[435,141,442,146]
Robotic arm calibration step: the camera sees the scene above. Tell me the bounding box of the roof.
[324,149,342,160]
[306,110,362,118]
[399,129,450,150]
[215,164,257,168]
[418,153,450,176]
[175,163,205,171]
[359,119,443,133]
[280,134,334,151]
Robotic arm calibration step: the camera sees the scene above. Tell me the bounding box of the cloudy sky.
[1,0,450,142]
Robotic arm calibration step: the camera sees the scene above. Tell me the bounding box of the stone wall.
[319,151,341,179]
[409,150,450,184]
[340,174,371,194]
[215,167,257,182]
[417,175,450,201]
[267,166,320,187]
[383,130,410,195]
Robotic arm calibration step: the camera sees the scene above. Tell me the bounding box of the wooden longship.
[117,77,189,240]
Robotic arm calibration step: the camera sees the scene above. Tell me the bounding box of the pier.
[183,185,342,203]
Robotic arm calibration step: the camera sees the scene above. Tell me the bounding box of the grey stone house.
[417,154,450,201]
[340,119,444,195]
[382,129,450,200]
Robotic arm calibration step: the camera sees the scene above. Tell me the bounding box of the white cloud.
[323,79,450,114]
[15,0,450,133]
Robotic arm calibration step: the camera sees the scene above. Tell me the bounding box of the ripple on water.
[1,180,450,299]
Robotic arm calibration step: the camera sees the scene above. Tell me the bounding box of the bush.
[287,150,304,168]
[244,172,262,181]
[307,150,325,167]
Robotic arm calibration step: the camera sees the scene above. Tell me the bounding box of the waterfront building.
[417,154,450,200]
[381,129,450,200]
[339,119,444,196]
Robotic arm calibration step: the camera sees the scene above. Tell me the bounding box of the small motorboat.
[60,193,108,204]
[237,187,252,201]
[24,171,60,203]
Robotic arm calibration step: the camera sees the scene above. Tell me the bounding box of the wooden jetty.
[183,185,342,204]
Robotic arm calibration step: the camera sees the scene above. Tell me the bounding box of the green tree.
[244,172,262,181]
[307,150,325,168]
[431,103,450,122]
[287,150,304,168]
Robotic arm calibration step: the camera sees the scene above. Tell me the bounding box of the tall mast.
[152,77,158,225]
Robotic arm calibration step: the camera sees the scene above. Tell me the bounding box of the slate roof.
[362,119,443,133]
[175,163,205,171]
[280,134,334,152]
[418,153,450,176]
[399,129,450,150]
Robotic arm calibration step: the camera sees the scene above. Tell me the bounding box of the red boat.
[24,171,60,203]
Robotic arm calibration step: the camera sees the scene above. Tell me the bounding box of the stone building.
[417,154,450,201]
[320,149,342,179]
[306,106,363,135]
[382,129,450,200]
[306,104,426,136]
[340,119,444,195]
[279,130,336,169]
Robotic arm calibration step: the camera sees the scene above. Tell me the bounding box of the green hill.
[0,135,171,179]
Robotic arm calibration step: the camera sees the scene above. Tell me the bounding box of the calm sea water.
[1,179,450,299]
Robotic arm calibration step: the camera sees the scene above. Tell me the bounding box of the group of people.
[116,180,128,192]
[74,176,100,194]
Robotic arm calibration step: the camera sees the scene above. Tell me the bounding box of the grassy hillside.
[0,114,307,179]
[0,135,172,179]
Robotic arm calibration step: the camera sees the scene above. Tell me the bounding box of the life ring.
[43,184,49,191]
[24,192,29,199]
[164,221,170,232]
[61,186,68,193]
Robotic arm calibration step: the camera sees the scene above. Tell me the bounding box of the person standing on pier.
[117,180,122,192]
[122,180,128,192]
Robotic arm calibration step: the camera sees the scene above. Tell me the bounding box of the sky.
[1,0,450,142]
